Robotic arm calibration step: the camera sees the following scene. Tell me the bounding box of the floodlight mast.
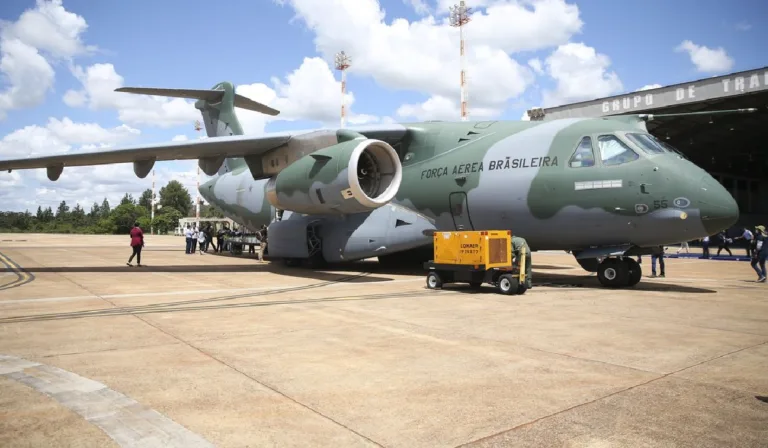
[334,51,351,128]
[194,120,202,225]
[449,1,471,121]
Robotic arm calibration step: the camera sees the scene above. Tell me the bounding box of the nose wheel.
[597,258,642,287]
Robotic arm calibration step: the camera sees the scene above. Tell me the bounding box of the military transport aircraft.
[0,81,746,288]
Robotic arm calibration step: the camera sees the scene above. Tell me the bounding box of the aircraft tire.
[625,258,642,287]
[426,272,443,289]
[597,258,629,288]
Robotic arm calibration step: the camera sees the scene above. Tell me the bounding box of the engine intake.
[266,138,402,215]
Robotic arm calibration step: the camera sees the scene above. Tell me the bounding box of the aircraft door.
[449,192,474,230]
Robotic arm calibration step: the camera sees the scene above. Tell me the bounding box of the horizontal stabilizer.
[114,87,280,116]
[637,108,757,121]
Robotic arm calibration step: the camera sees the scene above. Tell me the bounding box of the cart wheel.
[426,272,443,289]
[497,274,518,295]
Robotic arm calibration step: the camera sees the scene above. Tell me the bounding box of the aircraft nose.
[698,175,739,235]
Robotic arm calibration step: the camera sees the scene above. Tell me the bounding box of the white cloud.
[735,21,751,31]
[396,94,501,121]
[63,63,199,128]
[404,0,431,15]
[541,42,623,107]
[0,116,190,213]
[528,58,544,75]
[675,40,734,73]
[234,57,380,134]
[0,0,93,119]
[172,134,189,142]
[278,0,581,116]
[637,84,662,91]
[0,117,140,159]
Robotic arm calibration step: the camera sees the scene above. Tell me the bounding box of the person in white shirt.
[740,228,754,257]
[197,228,207,255]
[184,225,193,254]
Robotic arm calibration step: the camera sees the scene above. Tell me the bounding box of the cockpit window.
[597,135,639,166]
[647,134,689,160]
[625,133,666,154]
[569,136,596,168]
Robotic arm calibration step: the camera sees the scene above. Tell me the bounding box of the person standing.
[701,235,710,259]
[127,222,144,267]
[184,224,193,254]
[740,227,754,257]
[650,246,665,278]
[197,228,207,255]
[750,225,766,282]
[677,240,690,254]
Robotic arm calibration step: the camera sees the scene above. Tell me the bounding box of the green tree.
[42,207,54,222]
[120,193,135,206]
[138,189,153,213]
[159,180,192,217]
[109,203,148,234]
[201,203,225,218]
[100,198,111,219]
[70,203,86,226]
[36,206,43,221]
[56,201,69,220]
[89,202,101,219]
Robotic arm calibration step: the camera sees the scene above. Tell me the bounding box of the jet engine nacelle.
[265,138,402,215]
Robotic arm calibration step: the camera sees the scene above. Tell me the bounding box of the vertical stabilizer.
[195,81,243,138]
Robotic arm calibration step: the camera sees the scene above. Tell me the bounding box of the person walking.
[127,222,144,267]
[750,225,766,283]
[701,235,710,259]
[677,240,690,254]
[716,231,733,256]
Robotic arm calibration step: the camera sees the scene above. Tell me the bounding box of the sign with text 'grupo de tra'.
[540,67,768,120]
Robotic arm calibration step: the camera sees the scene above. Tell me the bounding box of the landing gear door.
[449,192,474,231]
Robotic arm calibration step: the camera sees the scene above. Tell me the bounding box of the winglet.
[115,86,280,116]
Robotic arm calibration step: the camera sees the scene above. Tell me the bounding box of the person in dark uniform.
[716,231,733,256]
[650,245,665,278]
[511,236,532,289]
[750,225,766,282]
[127,222,144,267]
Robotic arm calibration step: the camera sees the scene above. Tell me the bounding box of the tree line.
[0,180,224,234]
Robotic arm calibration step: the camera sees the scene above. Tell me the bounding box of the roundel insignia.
[635,204,649,214]
[680,212,688,220]
[673,197,690,208]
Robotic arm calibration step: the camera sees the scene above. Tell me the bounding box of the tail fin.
[115,81,279,138]
[116,81,280,175]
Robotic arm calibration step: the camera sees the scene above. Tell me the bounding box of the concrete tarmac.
[0,234,766,447]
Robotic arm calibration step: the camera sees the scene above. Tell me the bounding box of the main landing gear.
[596,257,641,288]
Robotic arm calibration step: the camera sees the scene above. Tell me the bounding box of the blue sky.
[0,0,765,212]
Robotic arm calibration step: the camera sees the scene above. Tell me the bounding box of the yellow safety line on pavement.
[0,251,33,291]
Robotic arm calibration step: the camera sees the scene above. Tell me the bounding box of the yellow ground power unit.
[424,230,528,295]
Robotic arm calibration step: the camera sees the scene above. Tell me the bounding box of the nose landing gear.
[596,257,642,287]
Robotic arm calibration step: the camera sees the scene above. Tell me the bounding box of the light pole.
[449,1,471,121]
[335,51,351,128]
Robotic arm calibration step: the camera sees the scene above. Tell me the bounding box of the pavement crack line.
[48,270,386,447]
[131,313,386,448]
[455,339,768,447]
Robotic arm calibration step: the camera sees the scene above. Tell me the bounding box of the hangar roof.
[527,66,768,179]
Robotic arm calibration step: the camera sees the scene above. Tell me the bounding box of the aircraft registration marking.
[574,180,623,191]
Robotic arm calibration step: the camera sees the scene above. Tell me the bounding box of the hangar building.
[526,66,768,229]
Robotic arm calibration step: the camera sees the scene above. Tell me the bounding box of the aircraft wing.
[0,124,409,181]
